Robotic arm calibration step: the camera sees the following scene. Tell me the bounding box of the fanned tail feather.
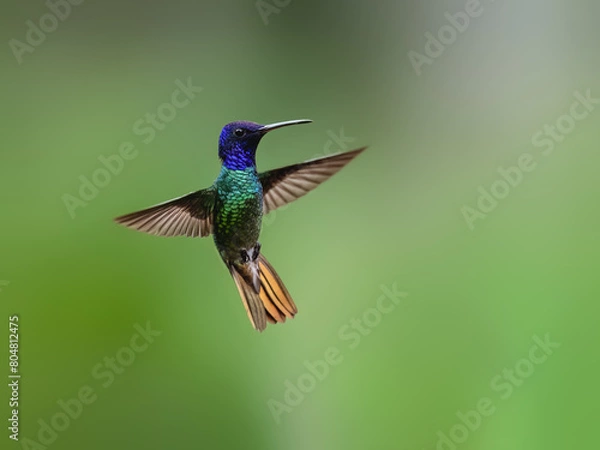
[229,254,297,332]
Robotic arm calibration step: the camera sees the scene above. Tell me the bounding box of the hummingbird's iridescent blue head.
[218,119,312,170]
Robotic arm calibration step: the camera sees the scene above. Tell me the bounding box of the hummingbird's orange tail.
[229,254,297,332]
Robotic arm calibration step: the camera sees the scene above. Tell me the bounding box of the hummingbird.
[115,119,365,331]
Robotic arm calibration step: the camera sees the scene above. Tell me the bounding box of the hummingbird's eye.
[233,128,245,137]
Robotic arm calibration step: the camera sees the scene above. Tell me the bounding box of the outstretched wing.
[259,147,366,215]
[114,188,215,237]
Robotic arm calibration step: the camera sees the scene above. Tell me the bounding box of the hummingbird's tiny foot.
[252,242,261,261]
[240,249,250,264]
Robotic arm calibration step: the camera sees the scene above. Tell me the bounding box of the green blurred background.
[1,0,599,449]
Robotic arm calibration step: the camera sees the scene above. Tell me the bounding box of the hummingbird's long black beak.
[258,119,312,134]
